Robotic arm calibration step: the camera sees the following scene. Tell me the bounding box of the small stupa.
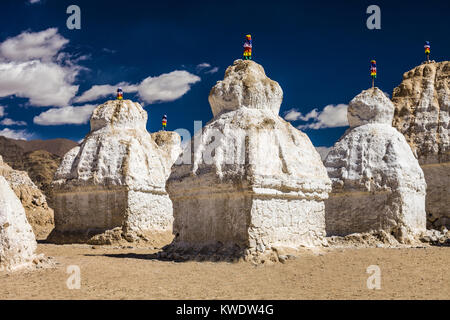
[324,87,427,242]
[50,99,181,245]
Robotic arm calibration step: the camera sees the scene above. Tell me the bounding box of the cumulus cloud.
[299,109,320,122]
[283,108,319,122]
[137,71,200,104]
[33,104,96,126]
[0,28,67,62]
[0,60,79,107]
[298,104,348,129]
[75,70,200,105]
[0,106,4,118]
[283,109,302,121]
[0,28,82,107]
[74,83,138,103]
[284,104,349,130]
[0,118,26,126]
[0,128,31,140]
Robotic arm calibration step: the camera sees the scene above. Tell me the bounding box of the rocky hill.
[0,136,77,204]
[18,150,61,206]
[0,136,24,166]
[8,138,78,158]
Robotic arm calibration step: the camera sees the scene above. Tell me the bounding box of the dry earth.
[0,243,449,300]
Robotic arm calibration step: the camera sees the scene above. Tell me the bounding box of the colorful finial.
[162,114,167,130]
[370,60,377,88]
[243,34,252,60]
[424,41,431,62]
[116,87,123,100]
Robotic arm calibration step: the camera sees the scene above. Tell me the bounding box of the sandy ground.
[1,243,449,300]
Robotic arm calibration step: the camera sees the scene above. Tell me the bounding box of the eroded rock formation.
[324,88,427,242]
[0,156,54,239]
[166,60,331,261]
[49,100,180,245]
[0,176,37,271]
[392,61,449,228]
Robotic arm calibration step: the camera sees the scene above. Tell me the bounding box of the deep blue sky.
[0,0,448,146]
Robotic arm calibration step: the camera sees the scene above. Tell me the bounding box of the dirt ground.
[0,243,449,300]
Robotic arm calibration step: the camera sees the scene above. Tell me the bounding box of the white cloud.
[0,118,26,126]
[0,28,82,107]
[283,108,319,122]
[205,67,219,74]
[29,0,42,4]
[138,71,200,104]
[138,70,200,103]
[0,60,79,107]
[33,104,96,126]
[285,104,348,130]
[75,70,200,105]
[0,106,4,118]
[74,82,138,103]
[196,63,218,74]
[0,28,67,62]
[196,63,211,71]
[297,104,349,130]
[284,109,302,121]
[299,109,320,122]
[0,128,31,140]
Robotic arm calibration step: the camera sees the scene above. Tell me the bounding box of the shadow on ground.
[85,253,161,261]
[84,252,244,263]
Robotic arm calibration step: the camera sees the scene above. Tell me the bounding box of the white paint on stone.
[325,88,427,241]
[51,100,180,243]
[167,60,331,256]
[208,60,283,117]
[348,87,394,127]
[0,176,37,271]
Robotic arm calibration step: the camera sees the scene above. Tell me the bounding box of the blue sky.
[0,0,448,147]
